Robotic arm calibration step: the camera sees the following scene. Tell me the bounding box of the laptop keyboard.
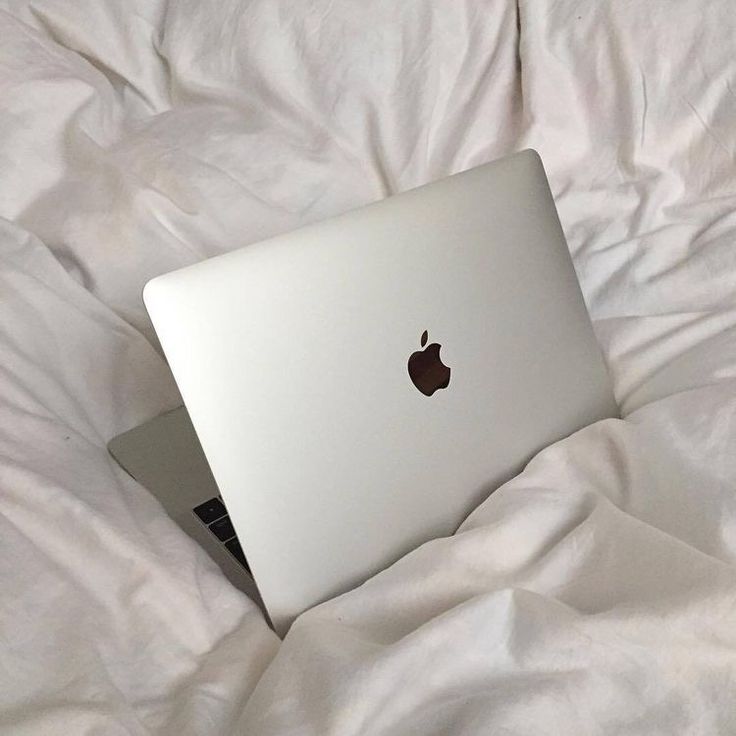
[193,496,250,574]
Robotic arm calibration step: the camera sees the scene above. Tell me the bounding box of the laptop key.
[225,537,250,573]
[209,515,236,542]
[193,496,227,524]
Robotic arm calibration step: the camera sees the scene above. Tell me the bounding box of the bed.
[2,0,736,733]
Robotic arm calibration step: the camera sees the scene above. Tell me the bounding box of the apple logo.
[407,330,451,396]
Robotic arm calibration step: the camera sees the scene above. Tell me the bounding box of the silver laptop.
[109,150,617,636]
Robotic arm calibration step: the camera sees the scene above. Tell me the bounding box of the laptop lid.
[143,150,617,635]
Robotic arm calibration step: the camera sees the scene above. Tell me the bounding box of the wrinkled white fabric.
[1,1,735,733]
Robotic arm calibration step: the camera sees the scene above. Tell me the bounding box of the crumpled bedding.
[1,0,736,733]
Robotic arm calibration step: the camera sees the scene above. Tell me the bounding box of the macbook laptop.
[109,150,617,636]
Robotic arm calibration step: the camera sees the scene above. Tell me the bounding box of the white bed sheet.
[1,1,736,733]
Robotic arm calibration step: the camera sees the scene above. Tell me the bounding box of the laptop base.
[108,407,267,620]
